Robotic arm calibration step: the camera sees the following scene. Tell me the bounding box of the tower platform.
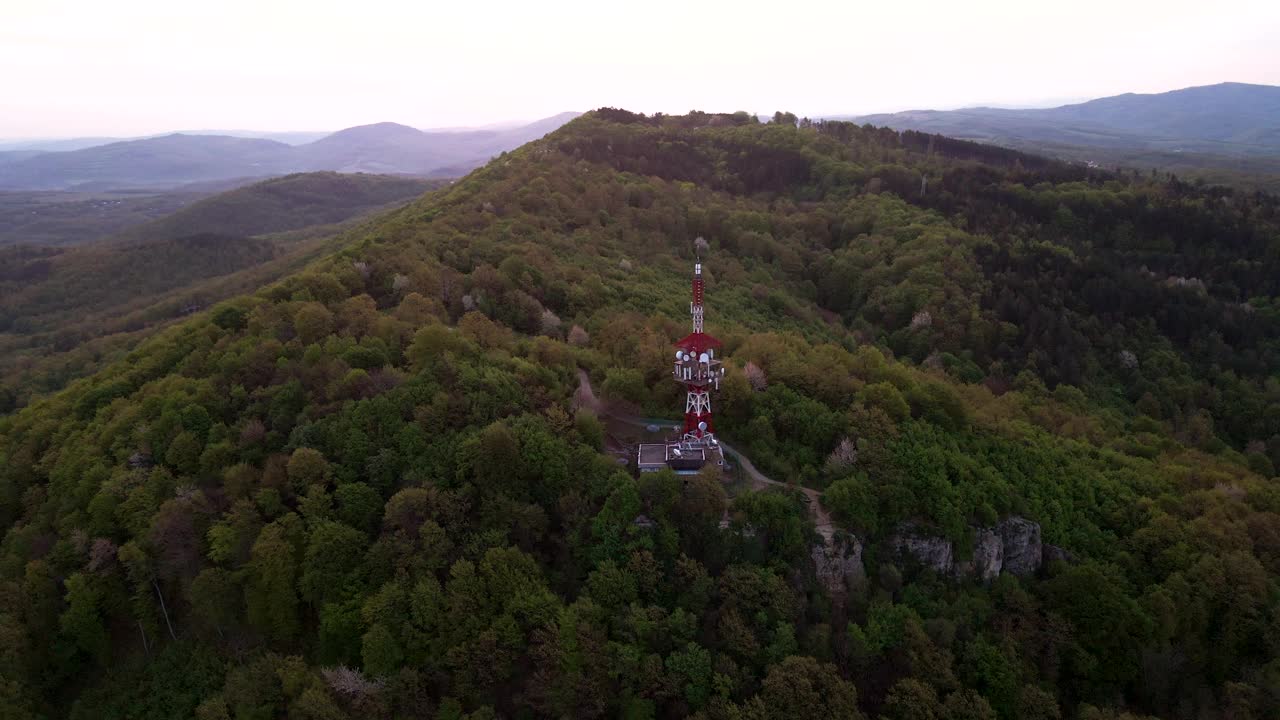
[636,436,725,475]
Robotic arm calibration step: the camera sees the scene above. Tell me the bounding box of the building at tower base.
[636,436,723,474]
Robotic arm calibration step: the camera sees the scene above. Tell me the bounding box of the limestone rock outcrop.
[889,516,1056,582]
[812,533,866,594]
[996,517,1042,576]
[891,525,954,575]
[954,527,1003,582]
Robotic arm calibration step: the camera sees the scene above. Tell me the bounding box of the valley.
[0,187,220,247]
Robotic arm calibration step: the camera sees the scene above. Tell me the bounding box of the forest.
[0,109,1278,719]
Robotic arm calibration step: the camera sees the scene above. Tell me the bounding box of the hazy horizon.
[4,0,1278,139]
[0,99,1118,142]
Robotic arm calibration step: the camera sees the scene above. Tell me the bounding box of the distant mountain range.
[0,112,580,191]
[0,131,330,154]
[850,83,1280,155]
[847,83,1280,186]
[839,83,1280,189]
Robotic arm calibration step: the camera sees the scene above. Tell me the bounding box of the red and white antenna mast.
[691,261,705,333]
[673,259,723,438]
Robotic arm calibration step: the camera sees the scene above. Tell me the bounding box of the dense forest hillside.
[1,110,1279,720]
[0,173,446,411]
[852,83,1280,190]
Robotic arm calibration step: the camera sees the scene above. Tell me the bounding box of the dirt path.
[574,369,604,414]
[576,369,835,542]
[717,438,835,542]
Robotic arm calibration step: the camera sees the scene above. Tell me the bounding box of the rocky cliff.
[889,516,1060,581]
[812,533,866,595]
[807,515,1072,591]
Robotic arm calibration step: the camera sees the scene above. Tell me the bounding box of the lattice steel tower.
[672,260,723,438]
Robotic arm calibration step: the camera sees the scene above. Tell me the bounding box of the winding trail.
[576,370,835,542]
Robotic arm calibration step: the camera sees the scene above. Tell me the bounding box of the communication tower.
[637,258,726,474]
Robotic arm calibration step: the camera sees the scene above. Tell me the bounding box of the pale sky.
[2,0,1278,138]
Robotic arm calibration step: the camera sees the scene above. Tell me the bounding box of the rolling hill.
[0,113,580,191]
[0,175,332,248]
[1,110,1279,719]
[852,82,1280,187]
[0,172,443,408]
[108,172,439,244]
[0,130,337,154]
[0,137,123,153]
[0,134,299,190]
[299,122,443,174]
[0,188,217,247]
[0,150,45,166]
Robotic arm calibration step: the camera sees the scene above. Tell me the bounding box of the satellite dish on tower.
[698,421,708,431]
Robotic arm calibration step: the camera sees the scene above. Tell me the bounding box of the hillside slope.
[1,111,1278,719]
[0,173,444,409]
[109,172,438,244]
